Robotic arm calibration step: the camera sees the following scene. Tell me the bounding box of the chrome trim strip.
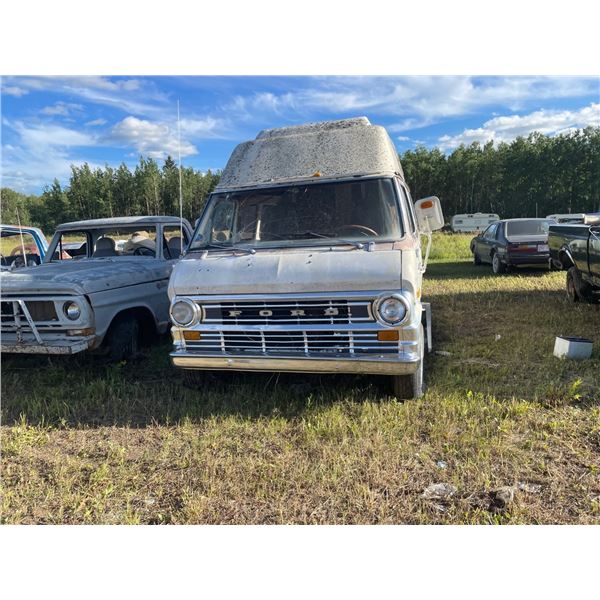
[170,352,420,375]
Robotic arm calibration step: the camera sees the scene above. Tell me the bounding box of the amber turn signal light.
[183,330,202,341]
[377,330,399,342]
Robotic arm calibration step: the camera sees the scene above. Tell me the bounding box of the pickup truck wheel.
[492,253,506,275]
[568,266,595,303]
[566,268,579,302]
[107,315,140,361]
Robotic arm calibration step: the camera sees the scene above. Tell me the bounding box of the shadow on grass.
[0,341,390,427]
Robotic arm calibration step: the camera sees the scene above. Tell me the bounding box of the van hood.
[1,258,169,296]
[170,248,402,296]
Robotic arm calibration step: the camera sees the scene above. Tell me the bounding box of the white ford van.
[168,117,443,398]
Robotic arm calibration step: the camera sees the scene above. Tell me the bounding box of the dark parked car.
[549,213,600,302]
[470,218,552,274]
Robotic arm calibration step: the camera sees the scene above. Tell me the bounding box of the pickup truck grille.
[1,300,59,329]
[184,330,399,356]
[201,299,373,325]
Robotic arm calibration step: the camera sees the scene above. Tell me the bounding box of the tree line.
[1,127,599,233]
[401,127,600,218]
[1,157,221,232]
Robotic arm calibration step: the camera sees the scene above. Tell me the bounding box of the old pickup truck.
[549,213,600,303]
[1,216,192,357]
[168,117,444,398]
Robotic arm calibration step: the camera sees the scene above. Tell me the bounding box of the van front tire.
[391,326,424,400]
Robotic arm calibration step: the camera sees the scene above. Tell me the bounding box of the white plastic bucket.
[553,336,593,360]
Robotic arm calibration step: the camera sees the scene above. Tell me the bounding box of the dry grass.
[1,233,599,524]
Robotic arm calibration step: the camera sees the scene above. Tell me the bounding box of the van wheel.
[492,253,506,274]
[107,315,140,361]
[182,369,206,389]
[390,326,424,400]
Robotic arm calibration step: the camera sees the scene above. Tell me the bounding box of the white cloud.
[227,76,600,132]
[438,103,600,150]
[1,120,99,191]
[86,118,107,126]
[2,76,167,117]
[108,116,198,159]
[40,101,84,116]
[396,135,410,141]
[2,85,28,97]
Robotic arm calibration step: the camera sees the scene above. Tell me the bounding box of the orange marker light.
[378,330,399,342]
[183,330,202,341]
[420,200,434,209]
[312,171,322,177]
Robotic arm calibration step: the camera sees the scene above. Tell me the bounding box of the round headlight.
[64,301,81,321]
[375,295,408,325]
[170,299,199,327]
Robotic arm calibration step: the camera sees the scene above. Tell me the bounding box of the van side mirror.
[414,196,444,232]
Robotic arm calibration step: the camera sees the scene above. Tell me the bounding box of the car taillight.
[507,243,536,253]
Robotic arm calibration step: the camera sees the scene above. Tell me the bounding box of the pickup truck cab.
[1,224,49,270]
[168,117,443,398]
[1,216,192,357]
[549,213,600,303]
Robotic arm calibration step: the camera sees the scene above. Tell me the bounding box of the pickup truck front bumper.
[0,333,96,355]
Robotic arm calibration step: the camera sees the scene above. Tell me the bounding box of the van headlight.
[63,301,81,321]
[170,299,200,327]
[374,294,410,325]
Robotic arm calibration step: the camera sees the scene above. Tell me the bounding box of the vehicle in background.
[168,117,444,399]
[1,216,193,357]
[450,212,499,233]
[0,225,49,270]
[470,218,552,274]
[546,213,586,224]
[548,213,600,303]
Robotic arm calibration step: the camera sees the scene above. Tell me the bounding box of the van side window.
[398,185,416,233]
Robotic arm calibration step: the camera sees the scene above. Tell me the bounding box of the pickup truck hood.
[169,248,402,296]
[0,258,169,296]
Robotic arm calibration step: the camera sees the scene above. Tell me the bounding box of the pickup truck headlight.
[63,301,81,321]
[170,299,200,327]
[374,294,410,326]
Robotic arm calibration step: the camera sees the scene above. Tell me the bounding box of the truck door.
[589,226,600,279]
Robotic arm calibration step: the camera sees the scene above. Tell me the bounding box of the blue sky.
[1,75,599,194]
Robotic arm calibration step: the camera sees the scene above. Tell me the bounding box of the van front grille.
[183,329,399,356]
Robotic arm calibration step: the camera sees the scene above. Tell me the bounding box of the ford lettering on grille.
[203,300,373,325]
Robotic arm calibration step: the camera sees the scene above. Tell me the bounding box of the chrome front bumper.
[170,352,421,375]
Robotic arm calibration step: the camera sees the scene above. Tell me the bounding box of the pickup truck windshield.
[506,219,551,236]
[189,178,403,251]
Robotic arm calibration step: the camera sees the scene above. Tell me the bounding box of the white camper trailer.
[451,213,499,233]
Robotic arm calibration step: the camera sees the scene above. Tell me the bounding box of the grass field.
[1,234,599,524]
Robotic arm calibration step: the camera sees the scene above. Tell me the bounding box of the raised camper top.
[215,117,405,191]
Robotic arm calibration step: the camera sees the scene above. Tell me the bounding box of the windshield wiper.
[285,231,366,249]
[192,243,256,255]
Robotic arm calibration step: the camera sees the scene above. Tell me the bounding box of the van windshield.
[189,178,403,251]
